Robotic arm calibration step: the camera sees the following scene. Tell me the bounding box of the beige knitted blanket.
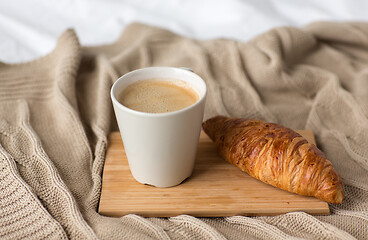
[0,22,367,239]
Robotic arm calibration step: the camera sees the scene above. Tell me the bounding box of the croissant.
[202,116,344,204]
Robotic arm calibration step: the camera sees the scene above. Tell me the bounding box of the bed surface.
[1,0,368,63]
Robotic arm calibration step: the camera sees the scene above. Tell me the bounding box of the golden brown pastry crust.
[202,116,344,204]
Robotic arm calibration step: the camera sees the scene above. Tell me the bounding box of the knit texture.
[0,22,367,239]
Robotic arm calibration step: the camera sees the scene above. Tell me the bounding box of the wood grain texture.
[98,130,330,217]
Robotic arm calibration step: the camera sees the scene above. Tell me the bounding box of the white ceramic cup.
[110,67,207,187]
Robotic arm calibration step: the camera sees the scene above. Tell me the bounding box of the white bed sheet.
[1,0,368,63]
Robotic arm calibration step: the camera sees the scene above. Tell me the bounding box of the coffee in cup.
[117,79,199,113]
[110,67,207,188]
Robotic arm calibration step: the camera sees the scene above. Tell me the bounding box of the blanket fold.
[0,22,367,239]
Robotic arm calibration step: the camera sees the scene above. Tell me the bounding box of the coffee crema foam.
[118,79,199,113]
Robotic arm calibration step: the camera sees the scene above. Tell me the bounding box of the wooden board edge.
[99,206,330,218]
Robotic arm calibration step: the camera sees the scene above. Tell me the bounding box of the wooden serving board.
[98,130,330,217]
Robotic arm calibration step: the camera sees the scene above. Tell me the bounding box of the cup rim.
[110,67,207,118]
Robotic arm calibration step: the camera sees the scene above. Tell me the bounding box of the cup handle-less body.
[111,67,207,187]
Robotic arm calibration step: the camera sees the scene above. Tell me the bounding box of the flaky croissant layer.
[202,116,344,204]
